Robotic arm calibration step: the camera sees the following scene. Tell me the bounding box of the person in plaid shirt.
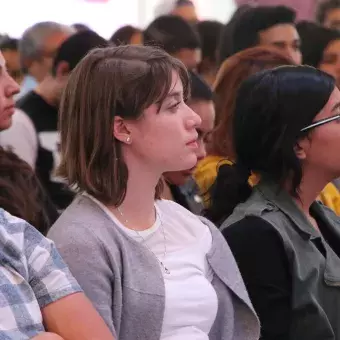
[0,49,114,339]
[0,208,115,339]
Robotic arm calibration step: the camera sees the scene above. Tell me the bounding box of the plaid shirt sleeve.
[0,209,82,339]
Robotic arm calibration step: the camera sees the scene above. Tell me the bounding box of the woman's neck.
[107,159,160,231]
[291,168,331,218]
[161,177,174,201]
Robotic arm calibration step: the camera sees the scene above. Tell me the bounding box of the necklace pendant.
[160,261,170,274]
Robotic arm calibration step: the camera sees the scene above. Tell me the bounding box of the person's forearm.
[32,333,64,340]
[42,293,115,340]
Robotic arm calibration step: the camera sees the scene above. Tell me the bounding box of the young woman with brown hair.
[48,45,260,340]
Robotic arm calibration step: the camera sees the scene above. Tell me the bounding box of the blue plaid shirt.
[0,209,82,339]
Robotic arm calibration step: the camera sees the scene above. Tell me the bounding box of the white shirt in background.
[0,109,37,168]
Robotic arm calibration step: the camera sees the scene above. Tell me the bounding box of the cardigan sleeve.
[222,216,292,340]
[48,224,117,337]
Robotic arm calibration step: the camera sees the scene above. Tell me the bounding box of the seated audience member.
[0,209,115,339]
[316,0,340,31]
[163,70,215,214]
[210,65,340,339]
[220,5,302,65]
[110,25,143,45]
[0,147,58,235]
[298,21,340,209]
[2,30,108,211]
[154,0,198,23]
[0,23,74,166]
[194,47,296,205]
[0,37,23,85]
[18,22,74,99]
[144,15,201,70]
[297,21,340,88]
[218,5,252,65]
[48,45,260,340]
[196,20,223,86]
[195,44,340,215]
[235,0,317,20]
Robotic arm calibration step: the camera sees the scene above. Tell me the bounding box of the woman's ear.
[294,138,310,160]
[113,116,132,144]
[55,61,70,79]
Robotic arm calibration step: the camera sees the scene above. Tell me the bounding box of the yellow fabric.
[193,156,232,205]
[318,182,340,215]
[194,156,340,215]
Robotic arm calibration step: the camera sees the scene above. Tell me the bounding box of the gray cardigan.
[48,195,260,340]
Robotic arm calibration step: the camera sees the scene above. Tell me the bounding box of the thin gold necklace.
[117,206,170,274]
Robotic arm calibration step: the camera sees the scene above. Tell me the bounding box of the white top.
[85,195,218,340]
[0,108,37,169]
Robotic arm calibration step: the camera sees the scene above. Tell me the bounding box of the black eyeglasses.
[300,114,340,132]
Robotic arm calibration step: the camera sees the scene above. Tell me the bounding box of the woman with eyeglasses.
[208,65,340,339]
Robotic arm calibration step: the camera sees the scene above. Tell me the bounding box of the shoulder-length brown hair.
[211,46,296,159]
[57,45,190,206]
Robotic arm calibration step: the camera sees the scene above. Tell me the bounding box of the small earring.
[126,136,131,143]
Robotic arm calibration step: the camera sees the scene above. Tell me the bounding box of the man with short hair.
[144,15,201,70]
[1,30,108,211]
[18,21,74,98]
[317,0,340,31]
[219,5,302,65]
[236,0,315,21]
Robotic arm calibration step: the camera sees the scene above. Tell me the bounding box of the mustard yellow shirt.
[194,156,340,215]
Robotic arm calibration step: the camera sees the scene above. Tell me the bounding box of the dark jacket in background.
[221,181,340,340]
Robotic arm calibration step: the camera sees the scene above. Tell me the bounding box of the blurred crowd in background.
[2,0,340,339]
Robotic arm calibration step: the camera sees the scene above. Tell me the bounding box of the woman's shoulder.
[51,194,112,233]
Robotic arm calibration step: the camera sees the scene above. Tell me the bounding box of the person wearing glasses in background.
[208,65,340,339]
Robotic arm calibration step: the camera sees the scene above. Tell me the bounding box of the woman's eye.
[169,102,181,112]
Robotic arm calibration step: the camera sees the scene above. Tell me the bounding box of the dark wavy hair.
[0,147,59,235]
[297,21,340,67]
[206,65,335,225]
[230,6,296,56]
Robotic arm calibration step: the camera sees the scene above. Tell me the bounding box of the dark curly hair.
[0,147,59,235]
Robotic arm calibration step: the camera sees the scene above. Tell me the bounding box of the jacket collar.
[256,181,320,239]
[200,217,259,321]
[257,181,340,283]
